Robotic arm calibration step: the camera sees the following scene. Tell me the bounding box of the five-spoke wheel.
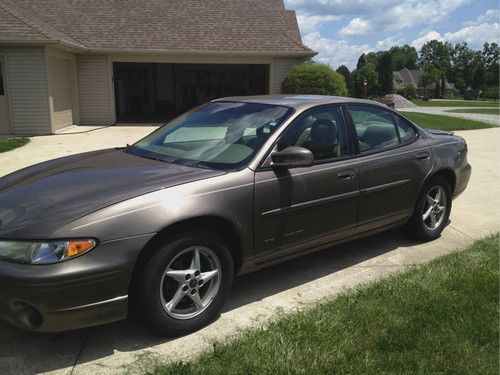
[408,176,451,241]
[137,230,233,336]
[161,246,221,320]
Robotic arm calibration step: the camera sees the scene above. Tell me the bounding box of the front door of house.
[0,56,11,133]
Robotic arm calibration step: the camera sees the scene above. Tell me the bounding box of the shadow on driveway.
[0,229,419,374]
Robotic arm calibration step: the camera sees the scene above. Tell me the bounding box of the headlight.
[0,240,96,264]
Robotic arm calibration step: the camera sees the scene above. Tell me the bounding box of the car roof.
[213,95,387,110]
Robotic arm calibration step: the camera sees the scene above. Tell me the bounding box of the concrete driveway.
[400,106,499,126]
[0,127,499,375]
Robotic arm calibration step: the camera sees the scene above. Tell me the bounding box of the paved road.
[400,106,499,126]
[0,127,498,375]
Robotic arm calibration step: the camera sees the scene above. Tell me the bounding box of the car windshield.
[127,101,293,170]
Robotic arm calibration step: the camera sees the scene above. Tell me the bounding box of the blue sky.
[284,0,500,69]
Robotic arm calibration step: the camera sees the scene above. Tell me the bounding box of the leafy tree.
[421,64,441,97]
[282,62,347,96]
[336,65,354,96]
[356,54,368,70]
[354,63,378,98]
[403,84,416,100]
[482,42,500,87]
[484,86,499,102]
[389,45,418,70]
[448,42,482,95]
[419,40,453,97]
[377,52,393,95]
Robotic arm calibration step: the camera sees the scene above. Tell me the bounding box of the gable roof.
[0,0,314,56]
[393,68,455,90]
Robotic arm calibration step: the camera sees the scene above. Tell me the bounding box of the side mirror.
[270,146,314,169]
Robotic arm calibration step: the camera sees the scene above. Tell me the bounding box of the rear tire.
[137,230,234,336]
[407,176,452,241]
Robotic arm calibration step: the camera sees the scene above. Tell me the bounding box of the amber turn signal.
[66,240,96,257]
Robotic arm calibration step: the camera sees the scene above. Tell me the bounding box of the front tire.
[138,230,234,336]
[407,176,452,241]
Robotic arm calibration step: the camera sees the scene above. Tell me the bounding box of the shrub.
[403,84,417,100]
[282,62,348,96]
[483,86,499,102]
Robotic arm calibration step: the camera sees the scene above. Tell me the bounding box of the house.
[392,68,458,98]
[0,0,315,135]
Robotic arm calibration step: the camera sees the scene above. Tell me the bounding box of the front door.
[346,104,432,233]
[254,105,359,264]
[0,56,11,133]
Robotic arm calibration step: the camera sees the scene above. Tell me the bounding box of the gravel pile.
[386,94,418,109]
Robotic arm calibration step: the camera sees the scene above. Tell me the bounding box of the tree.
[421,64,441,97]
[389,45,418,70]
[282,62,347,96]
[484,86,499,102]
[336,65,354,96]
[419,40,453,97]
[354,63,378,98]
[377,52,393,95]
[403,84,416,100]
[356,53,368,70]
[482,42,500,87]
[448,42,482,95]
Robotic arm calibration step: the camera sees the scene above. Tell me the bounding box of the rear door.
[253,105,359,263]
[346,104,432,233]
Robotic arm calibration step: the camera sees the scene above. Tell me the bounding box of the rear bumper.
[0,234,153,332]
[453,163,471,199]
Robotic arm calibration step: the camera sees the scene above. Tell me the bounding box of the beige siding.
[48,56,75,130]
[273,58,305,94]
[76,55,113,124]
[2,48,51,135]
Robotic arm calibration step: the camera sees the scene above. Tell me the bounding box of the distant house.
[392,68,457,98]
[0,0,315,135]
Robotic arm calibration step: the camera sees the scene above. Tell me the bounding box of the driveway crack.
[70,328,91,375]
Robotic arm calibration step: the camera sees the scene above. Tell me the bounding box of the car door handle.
[338,171,355,180]
[416,152,430,160]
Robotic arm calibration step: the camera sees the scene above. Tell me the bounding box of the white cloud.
[296,14,341,34]
[303,31,372,68]
[411,31,443,49]
[375,36,404,49]
[340,18,370,36]
[463,9,500,26]
[285,0,472,35]
[444,23,500,48]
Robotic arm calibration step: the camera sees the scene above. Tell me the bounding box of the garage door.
[48,56,74,131]
[0,56,11,133]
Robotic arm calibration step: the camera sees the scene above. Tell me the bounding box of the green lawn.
[0,137,29,153]
[400,112,496,131]
[445,108,500,115]
[152,234,499,375]
[413,99,499,107]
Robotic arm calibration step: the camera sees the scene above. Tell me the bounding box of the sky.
[284,0,500,69]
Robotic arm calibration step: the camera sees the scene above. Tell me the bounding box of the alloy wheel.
[422,186,447,231]
[160,246,221,320]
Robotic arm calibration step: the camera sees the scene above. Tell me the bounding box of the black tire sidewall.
[139,230,234,336]
[410,176,452,241]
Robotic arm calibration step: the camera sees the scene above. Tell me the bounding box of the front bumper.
[0,234,153,332]
[453,162,471,199]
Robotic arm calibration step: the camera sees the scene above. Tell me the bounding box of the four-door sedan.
[0,95,470,335]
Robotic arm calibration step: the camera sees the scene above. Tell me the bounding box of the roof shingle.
[0,0,314,56]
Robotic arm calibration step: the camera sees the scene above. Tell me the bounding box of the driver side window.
[278,106,349,162]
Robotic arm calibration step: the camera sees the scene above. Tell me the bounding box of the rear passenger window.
[348,106,399,153]
[395,116,416,143]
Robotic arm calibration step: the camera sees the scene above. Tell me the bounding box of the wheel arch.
[129,216,245,289]
[424,168,457,195]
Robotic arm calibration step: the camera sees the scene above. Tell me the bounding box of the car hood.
[0,149,225,239]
